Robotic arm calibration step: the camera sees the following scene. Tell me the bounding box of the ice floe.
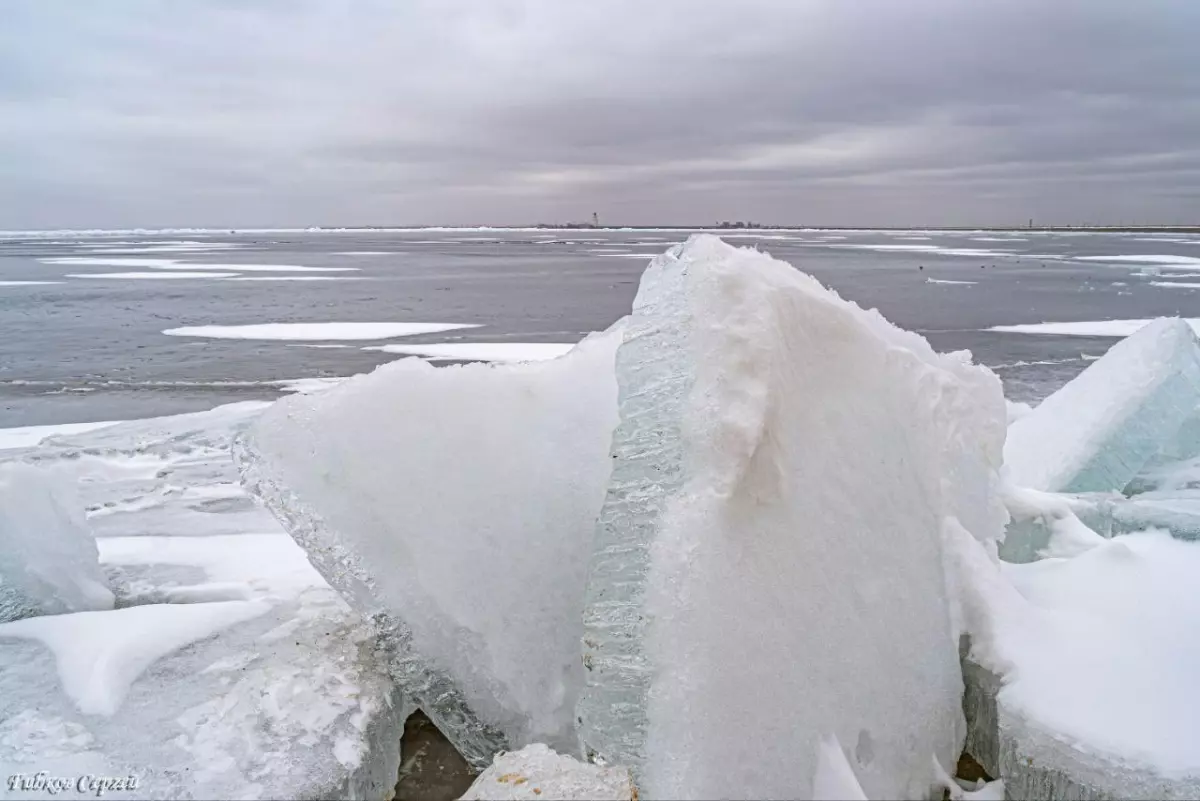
[67,272,238,280]
[366,342,576,363]
[163,322,480,340]
[990,319,1200,337]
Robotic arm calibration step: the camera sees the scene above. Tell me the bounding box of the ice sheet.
[44,257,355,272]
[163,322,480,340]
[1003,318,1200,493]
[66,272,238,280]
[990,318,1200,337]
[239,330,621,768]
[1076,254,1200,266]
[366,342,576,362]
[0,420,122,450]
[577,235,1006,799]
[0,401,407,799]
[952,523,1200,798]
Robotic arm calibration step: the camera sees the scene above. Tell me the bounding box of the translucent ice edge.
[233,434,508,770]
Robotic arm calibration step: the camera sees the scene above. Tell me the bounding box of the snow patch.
[163,322,480,341]
[366,342,576,363]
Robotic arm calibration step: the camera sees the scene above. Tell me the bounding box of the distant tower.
[592,212,599,227]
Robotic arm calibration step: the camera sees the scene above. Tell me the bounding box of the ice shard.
[1004,318,1200,494]
[0,463,114,622]
[577,235,1007,799]
[237,331,621,768]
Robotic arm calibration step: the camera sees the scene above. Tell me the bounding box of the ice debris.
[460,744,634,800]
[0,463,114,622]
[1004,317,1200,493]
[238,329,622,768]
[576,235,1007,799]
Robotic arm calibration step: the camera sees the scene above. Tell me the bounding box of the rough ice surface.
[0,463,114,622]
[460,744,634,800]
[0,403,406,800]
[577,235,1007,799]
[1004,318,1200,493]
[950,520,1200,799]
[238,330,621,768]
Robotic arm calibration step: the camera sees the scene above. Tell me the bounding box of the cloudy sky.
[2,1,1199,229]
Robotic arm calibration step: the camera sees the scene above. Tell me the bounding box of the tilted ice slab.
[951,523,1200,800]
[0,463,114,622]
[238,331,621,768]
[0,405,407,799]
[1003,318,1200,494]
[577,235,1008,799]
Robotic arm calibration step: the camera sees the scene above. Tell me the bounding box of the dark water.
[3,228,1200,427]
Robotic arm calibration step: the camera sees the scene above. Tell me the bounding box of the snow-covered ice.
[66,271,239,280]
[1076,254,1200,266]
[990,318,1200,337]
[460,744,634,800]
[1003,318,1200,493]
[0,403,407,799]
[577,235,1007,799]
[926,278,977,285]
[1150,281,1200,289]
[43,257,356,272]
[239,330,621,768]
[366,342,576,363]
[951,522,1200,799]
[225,276,365,281]
[0,464,114,622]
[163,322,479,340]
[0,420,121,450]
[0,281,62,286]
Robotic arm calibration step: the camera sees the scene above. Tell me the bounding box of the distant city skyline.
[3,1,1199,229]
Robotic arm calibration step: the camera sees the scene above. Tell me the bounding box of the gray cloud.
[2,0,1199,228]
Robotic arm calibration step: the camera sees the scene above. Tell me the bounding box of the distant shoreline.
[3,224,1199,236]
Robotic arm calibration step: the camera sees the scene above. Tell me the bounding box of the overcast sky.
[3,1,1199,229]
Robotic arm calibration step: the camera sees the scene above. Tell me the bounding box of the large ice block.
[237,332,621,768]
[1003,318,1200,493]
[577,235,1008,799]
[951,519,1200,800]
[0,463,114,622]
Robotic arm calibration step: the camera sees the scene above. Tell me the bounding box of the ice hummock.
[237,331,621,768]
[577,235,1007,799]
[0,463,114,622]
[1003,318,1200,494]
